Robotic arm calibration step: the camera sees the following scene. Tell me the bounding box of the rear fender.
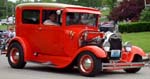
[128,46,146,62]
[75,46,107,58]
[8,36,32,61]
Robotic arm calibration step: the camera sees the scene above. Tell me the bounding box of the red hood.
[64,26,103,40]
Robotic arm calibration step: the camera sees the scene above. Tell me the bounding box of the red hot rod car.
[5,3,150,77]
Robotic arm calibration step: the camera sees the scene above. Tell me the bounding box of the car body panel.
[121,46,146,62]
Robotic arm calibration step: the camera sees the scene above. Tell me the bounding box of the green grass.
[0,25,8,30]
[122,32,150,53]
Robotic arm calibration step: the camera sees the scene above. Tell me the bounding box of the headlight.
[103,42,110,52]
[124,42,132,52]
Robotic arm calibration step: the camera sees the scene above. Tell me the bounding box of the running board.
[102,62,150,70]
[28,61,57,68]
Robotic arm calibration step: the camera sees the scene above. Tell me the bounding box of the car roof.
[16,3,93,9]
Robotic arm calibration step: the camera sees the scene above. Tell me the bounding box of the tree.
[46,0,102,7]
[140,7,150,21]
[0,12,2,17]
[109,0,145,22]
[76,0,102,7]
[16,0,23,3]
[0,0,16,18]
[34,0,39,2]
[0,0,5,18]
[102,0,117,10]
[41,0,55,2]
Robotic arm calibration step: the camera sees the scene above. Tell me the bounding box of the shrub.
[119,22,150,33]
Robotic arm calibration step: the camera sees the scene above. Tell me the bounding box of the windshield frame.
[66,12,98,27]
[64,8,100,28]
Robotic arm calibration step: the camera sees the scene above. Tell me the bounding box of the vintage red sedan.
[5,3,149,77]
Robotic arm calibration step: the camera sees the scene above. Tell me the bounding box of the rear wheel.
[77,52,102,77]
[8,42,26,69]
[124,55,142,73]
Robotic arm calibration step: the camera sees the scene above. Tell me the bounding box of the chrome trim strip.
[102,62,149,70]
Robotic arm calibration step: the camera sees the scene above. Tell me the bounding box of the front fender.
[8,36,32,61]
[75,46,107,58]
[128,46,146,62]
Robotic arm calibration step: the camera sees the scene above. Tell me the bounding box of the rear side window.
[22,10,40,24]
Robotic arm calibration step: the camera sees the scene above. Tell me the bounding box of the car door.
[36,10,65,56]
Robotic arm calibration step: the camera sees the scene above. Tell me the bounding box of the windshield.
[66,12,98,27]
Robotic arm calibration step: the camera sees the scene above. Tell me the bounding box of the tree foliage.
[0,0,15,18]
[0,0,118,19]
[0,0,5,18]
[109,0,145,22]
[41,0,102,7]
[140,7,150,22]
[102,0,117,10]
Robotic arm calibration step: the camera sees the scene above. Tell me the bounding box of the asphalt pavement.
[0,55,150,79]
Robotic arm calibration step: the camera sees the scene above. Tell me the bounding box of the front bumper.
[102,62,149,70]
[102,54,150,70]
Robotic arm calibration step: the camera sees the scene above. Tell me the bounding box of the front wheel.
[124,55,142,73]
[77,52,102,77]
[8,42,26,69]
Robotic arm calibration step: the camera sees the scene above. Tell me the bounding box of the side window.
[42,10,61,26]
[22,10,40,24]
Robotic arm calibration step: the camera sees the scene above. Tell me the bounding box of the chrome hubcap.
[83,58,92,69]
[80,55,94,73]
[10,48,20,64]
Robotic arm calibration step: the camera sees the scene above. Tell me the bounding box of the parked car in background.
[8,16,15,24]
[0,16,15,25]
[0,19,11,25]
[99,21,118,32]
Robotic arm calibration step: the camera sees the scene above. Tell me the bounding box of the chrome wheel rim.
[79,55,94,74]
[10,48,20,64]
